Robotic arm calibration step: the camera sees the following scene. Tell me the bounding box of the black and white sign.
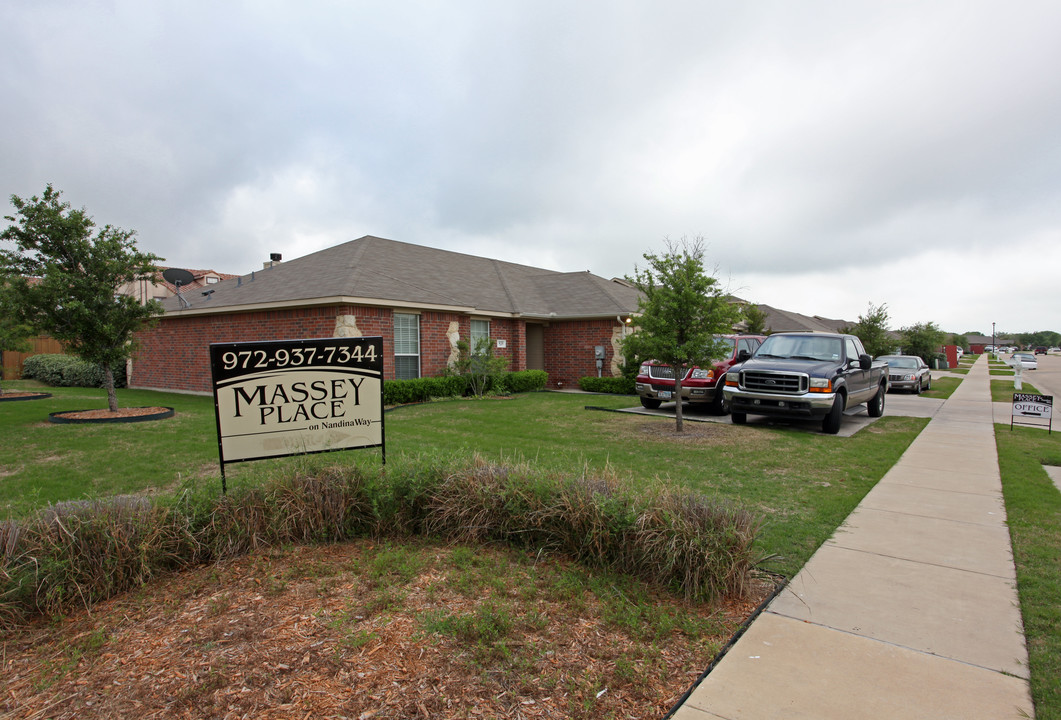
[1012,393,1053,419]
[210,337,385,477]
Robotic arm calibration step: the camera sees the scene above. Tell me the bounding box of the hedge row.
[21,354,127,389]
[383,369,548,405]
[0,455,762,627]
[577,376,636,394]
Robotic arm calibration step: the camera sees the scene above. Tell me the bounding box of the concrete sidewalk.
[671,354,1035,719]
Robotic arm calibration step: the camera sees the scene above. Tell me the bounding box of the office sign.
[1011,393,1053,433]
[210,337,384,482]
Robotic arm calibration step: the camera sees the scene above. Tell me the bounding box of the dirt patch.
[613,417,744,447]
[1,541,775,719]
[50,407,171,421]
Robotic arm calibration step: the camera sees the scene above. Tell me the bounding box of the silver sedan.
[880,355,932,394]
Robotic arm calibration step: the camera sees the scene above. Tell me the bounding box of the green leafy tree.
[622,237,738,432]
[452,336,509,397]
[741,302,770,335]
[0,275,34,394]
[844,302,894,358]
[948,333,970,352]
[0,185,163,411]
[900,321,947,364]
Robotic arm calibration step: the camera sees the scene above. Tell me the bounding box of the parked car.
[635,334,765,413]
[1034,347,1047,355]
[1012,353,1038,370]
[879,355,932,394]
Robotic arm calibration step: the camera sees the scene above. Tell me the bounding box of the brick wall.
[131,306,536,394]
[542,319,624,389]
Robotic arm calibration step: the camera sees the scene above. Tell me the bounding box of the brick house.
[130,236,643,394]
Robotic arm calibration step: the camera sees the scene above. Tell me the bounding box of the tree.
[900,321,946,364]
[0,185,163,411]
[622,237,739,432]
[741,302,770,335]
[844,302,893,358]
[0,275,33,395]
[452,336,509,397]
[949,333,970,352]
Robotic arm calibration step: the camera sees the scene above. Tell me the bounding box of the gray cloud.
[2,0,1059,333]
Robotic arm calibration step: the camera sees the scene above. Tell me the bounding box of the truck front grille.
[648,366,682,380]
[741,370,808,394]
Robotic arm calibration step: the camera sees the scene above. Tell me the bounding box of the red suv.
[634,335,765,414]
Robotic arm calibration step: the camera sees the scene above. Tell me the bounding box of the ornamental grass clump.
[0,455,761,630]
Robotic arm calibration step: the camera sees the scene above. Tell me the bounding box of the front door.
[526,324,545,370]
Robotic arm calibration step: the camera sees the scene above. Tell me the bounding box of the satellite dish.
[162,268,195,286]
[162,268,196,309]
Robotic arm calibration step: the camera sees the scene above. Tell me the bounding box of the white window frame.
[470,318,491,353]
[394,312,421,379]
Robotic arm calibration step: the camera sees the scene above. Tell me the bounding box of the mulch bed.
[0,391,52,401]
[48,407,174,423]
[1,541,775,719]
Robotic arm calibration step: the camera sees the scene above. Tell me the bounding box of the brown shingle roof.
[161,235,643,319]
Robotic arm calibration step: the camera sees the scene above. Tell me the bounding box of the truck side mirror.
[737,350,752,362]
[859,354,872,371]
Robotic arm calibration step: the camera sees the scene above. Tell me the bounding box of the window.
[205,276,220,284]
[470,319,490,353]
[394,313,420,379]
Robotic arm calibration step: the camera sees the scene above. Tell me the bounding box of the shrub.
[502,370,548,393]
[0,456,761,627]
[578,376,635,394]
[21,354,126,389]
[383,375,467,405]
[383,370,548,406]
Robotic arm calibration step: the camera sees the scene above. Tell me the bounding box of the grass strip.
[996,425,1061,720]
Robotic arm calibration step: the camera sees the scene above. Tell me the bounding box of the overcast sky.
[3,1,1059,335]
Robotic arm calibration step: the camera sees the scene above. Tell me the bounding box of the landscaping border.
[48,407,175,424]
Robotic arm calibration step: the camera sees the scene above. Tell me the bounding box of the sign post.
[1011,393,1053,433]
[210,336,385,492]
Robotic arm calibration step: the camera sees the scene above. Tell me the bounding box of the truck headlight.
[809,378,832,393]
[691,368,714,380]
[725,372,739,387]
[639,364,651,375]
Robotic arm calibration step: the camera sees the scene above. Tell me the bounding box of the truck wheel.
[822,395,844,434]
[731,411,747,425]
[868,383,886,417]
[710,390,727,415]
[640,397,662,410]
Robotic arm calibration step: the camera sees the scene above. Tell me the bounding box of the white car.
[1011,353,1037,370]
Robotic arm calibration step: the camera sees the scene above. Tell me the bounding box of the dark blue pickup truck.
[721,332,889,434]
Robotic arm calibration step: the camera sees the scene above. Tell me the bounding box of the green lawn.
[1,382,926,579]
[996,425,1061,720]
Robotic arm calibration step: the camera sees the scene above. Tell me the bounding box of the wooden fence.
[1,336,65,380]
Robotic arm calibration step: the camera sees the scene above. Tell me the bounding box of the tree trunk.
[673,367,684,433]
[104,365,119,412]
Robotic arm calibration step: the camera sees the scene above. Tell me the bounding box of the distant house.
[130,236,643,394]
[744,303,852,334]
[118,267,240,306]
